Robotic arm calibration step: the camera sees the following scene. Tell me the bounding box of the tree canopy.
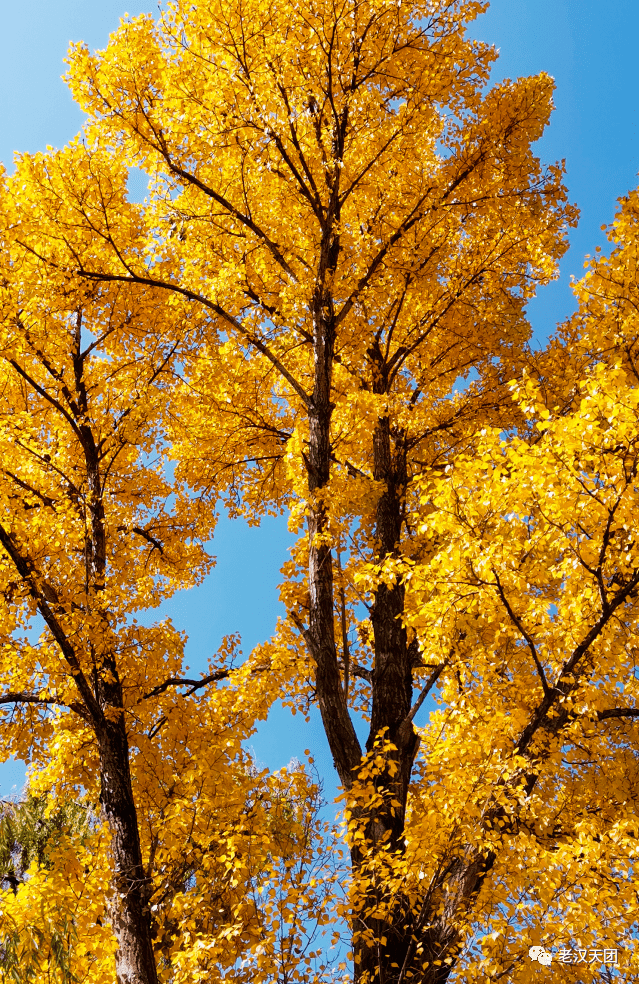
[0,0,637,982]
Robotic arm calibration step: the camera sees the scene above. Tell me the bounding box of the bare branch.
[131,526,165,555]
[406,662,446,724]
[596,707,639,722]
[492,568,550,698]
[141,670,229,702]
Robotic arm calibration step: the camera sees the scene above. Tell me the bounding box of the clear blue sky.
[1,0,638,798]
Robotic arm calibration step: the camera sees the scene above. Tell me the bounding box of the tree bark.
[306,192,362,791]
[351,410,422,984]
[96,704,158,984]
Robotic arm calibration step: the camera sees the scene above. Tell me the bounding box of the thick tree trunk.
[96,709,158,984]
[303,325,496,980]
[351,413,421,984]
[307,328,362,789]
[369,415,417,811]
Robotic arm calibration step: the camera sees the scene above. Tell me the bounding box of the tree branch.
[351,664,372,684]
[158,156,300,282]
[492,569,550,697]
[0,691,90,720]
[289,610,318,661]
[14,239,312,411]
[596,707,639,722]
[0,522,101,722]
[131,526,164,555]
[141,670,229,702]
[406,661,446,724]
[515,569,639,755]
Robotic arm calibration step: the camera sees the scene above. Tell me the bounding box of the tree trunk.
[96,708,158,984]
[351,412,422,984]
[305,210,362,791]
[301,196,488,984]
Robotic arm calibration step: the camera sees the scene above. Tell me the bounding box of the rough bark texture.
[96,695,158,984]
[352,408,422,984]
[306,158,363,793]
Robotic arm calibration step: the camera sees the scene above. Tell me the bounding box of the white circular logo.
[529,945,552,965]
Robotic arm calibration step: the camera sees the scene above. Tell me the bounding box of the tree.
[19,0,575,979]
[397,187,639,979]
[7,0,637,980]
[0,791,92,896]
[0,220,338,984]
[0,236,208,983]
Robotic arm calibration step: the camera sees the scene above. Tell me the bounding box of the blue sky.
[0,0,638,798]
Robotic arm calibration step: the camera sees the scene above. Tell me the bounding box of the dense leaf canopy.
[0,1,637,982]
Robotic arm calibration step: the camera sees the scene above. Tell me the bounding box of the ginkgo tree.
[2,0,638,981]
[0,216,338,984]
[39,0,574,978]
[395,188,639,980]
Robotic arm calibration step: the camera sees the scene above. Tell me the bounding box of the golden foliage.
[0,0,636,981]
